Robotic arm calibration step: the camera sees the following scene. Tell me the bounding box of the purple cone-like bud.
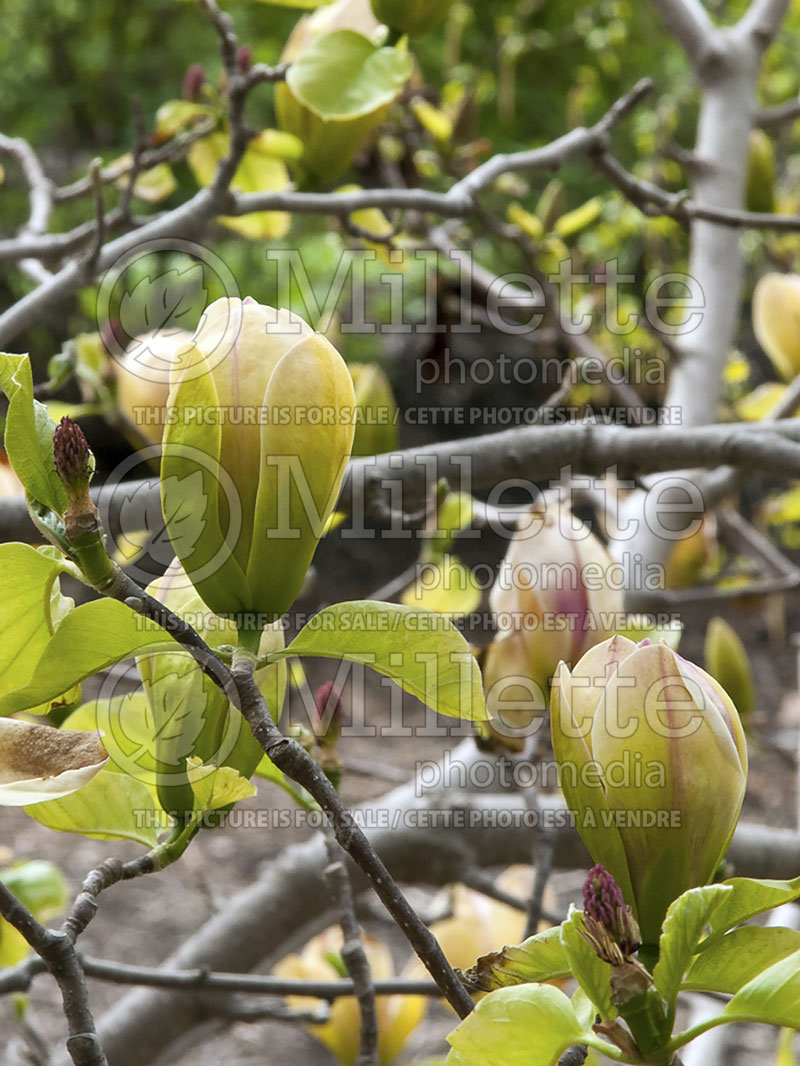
[236,46,252,74]
[182,63,206,102]
[53,417,92,490]
[583,864,625,925]
[583,864,640,958]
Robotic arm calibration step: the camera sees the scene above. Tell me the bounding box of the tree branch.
[0,882,106,1066]
[648,0,720,72]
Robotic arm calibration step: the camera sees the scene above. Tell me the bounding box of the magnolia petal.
[162,353,251,616]
[0,718,107,806]
[199,297,313,543]
[247,333,356,619]
[752,273,800,382]
[490,505,624,689]
[550,661,637,910]
[591,642,746,943]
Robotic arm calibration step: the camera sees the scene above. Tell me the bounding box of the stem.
[229,652,475,1018]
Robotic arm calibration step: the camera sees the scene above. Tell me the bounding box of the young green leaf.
[446,984,612,1066]
[561,907,615,1022]
[720,949,800,1028]
[461,925,571,992]
[0,354,68,515]
[186,759,256,813]
[653,885,733,1020]
[274,601,487,721]
[0,599,178,716]
[286,30,412,121]
[0,543,73,697]
[25,767,166,847]
[683,926,800,995]
[704,876,800,941]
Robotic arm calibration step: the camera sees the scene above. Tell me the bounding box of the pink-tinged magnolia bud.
[182,63,206,103]
[484,502,624,716]
[314,681,342,747]
[53,416,92,491]
[552,636,748,947]
[236,46,252,74]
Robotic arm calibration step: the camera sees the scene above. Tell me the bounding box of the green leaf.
[683,926,800,995]
[154,99,215,138]
[401,555,482,618]
[462,925,571,992]
[0,860,67,920]
[720,949,800,1028]
[653,885,733,1017]
[561,908,615,1022]
[0,353,67,515]
[63,693,162,782]
[0,860,68,967]
[0,544,72,699]
[274,601,487,721]
[704,876,800,941]
[25,767,166,847]
[0,599,178,716]
[286,30,412,121]
[186,760,256,813]
[553,196,604,238]
[445,984,610,1066]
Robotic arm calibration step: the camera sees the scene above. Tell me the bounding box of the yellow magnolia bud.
[161,297,355,623]
[745,128,776,215]
[551,636,748,947]
[276,0,386,183]
[704,616,754,719]
[274,926,426,1066]
[114,330,194,445]
[752,272,800,382]
[349,362,398,456]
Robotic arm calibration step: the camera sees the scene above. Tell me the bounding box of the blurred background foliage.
[3,0,800,383]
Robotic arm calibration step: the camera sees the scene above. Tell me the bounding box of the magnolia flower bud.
[182,63,206,103]
[370,0,456,36]
[752,272,800,382]
[581,864,640,963]
[314,681,343,747]
[53,416,92,492]
[53,417,100,545]
[161,297,355,623]
[114,329,194,445]
[552,636,748,946]
[276,0,387,183]
[483,503,623,733]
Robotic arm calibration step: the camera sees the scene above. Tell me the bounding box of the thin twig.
[83,159,105,271]
[323,832,379,1066]
[0,882,106,1066]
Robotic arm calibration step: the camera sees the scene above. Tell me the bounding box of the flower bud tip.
[53,417,92,491]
